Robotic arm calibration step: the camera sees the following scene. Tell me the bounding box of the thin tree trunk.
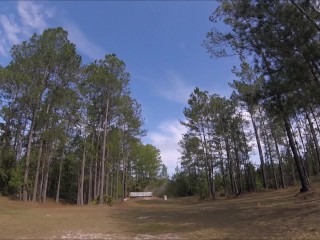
[105,146,110,197]
[100,97,109,204]
[15,116,27,162]
[77,173,81,205]
[250,111,267,189]
[33,101,51,202]
[39,146,46,202]
[310,108,320,136]
[224,136,236,194]
[32,139,44,202]
[265,132,278,189]
[88,158,93,203]
[306,113,320,169]
[218,144,227,194]
[283,117,309,192]
[116,163,119,200]
[200,124,215,199]
[22,109,37,202]
[55,150,65,204]
[272,129,286,188]
[97,160,101,200]
[122,160,126,199]
[232,134,242,195]
[42,153,52,203]
[93,149,98,199]
[306,136,320,181]
[79,144,86,206]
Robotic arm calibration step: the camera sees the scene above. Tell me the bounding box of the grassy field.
[0,185,320,239]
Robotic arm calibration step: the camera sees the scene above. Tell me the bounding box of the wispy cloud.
[61,21,105,61]
[0,1,104,62]
[158,71,194,104]
[0,34,7,56]
[148,120,187,175]
[17,1,54,32]
[0,15,21,45]
[0,1,55,58]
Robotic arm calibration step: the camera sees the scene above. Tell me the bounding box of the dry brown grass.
[1,185,320,239]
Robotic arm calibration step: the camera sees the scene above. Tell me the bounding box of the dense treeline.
[0,28,168,204]
[172,0,320,198]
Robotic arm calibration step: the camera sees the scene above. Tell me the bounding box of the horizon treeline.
[171,0,320,198]
[0,27,168,204]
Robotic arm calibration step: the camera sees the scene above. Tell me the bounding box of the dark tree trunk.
[232,135,242,195]
[93,151,98,199]
[23,109,37,202]
[250,111,267,189]
[55,150,65,204]
[42,154,52,203]
[283,117,310,192]
[306,113,320,169]
[219,146,227,194]
[100,97,109,205]
[32,139,44,202]
[265,133,278,189]
[88,158,93,204]
[272,129,286,188]
[225,137,235,194]
[79,144,86,206]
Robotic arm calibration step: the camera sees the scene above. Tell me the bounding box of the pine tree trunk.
[93,151,98,199]
[55,150,65,204]
[110,165,114,199]
[306,113,320,169]
[310,108,320,136]
[22,109,37,202]
[88,158,93,203]
[265,132,278,189]
[79,144,86,206]
[224,137,235,194]
[100,97,109,205]
[250,111,267,189]
[32,139,44,202]
[116,164,119,200]
[33,102,51,202]
[97,161,101,200]
[232,135,242,195]
[283,117,309,192]
[14,115,27,161]
[42,154,52,203]
[272,129,286,188]
[200,125,215,199]
[77,173,81,205]
[219,146,227,194]
[291,125,309,181]
[105,146,109,197]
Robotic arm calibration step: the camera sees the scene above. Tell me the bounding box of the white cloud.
[158,71,193,104]
[148,120,187,175]
[62,21,105,60]
[0,1,55,58]
[0,37,7,56]
[17,1,53,32]
[0,15,21,45]
[0,1,104,62]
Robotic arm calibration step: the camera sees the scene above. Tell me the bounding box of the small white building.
[129,192,153,198]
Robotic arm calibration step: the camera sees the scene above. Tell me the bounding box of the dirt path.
[0,186,320,239]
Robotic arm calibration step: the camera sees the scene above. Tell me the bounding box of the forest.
[170,0,320,198]
[0,28,168,204]
[1,0,320,206]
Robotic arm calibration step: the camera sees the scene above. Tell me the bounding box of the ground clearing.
[0,185,320,239]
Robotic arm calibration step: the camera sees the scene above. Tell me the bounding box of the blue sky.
[0,1,239,175]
